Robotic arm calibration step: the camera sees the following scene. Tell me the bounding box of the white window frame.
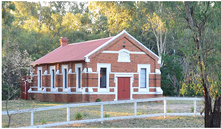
[37,67,42,91]
[75,63,82,92]
[50,66,56,91]
[97,63,111,92]
[137,64,150,92]
[62,65,68,91]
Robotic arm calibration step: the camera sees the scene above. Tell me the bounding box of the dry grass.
[2,99,205,128]
[55,116,205,128]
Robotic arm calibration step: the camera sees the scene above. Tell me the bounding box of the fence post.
[134,102,137,116]
[31,111,34,127]
[194,100,196,115]
[164,99,167,118]
[101,103,103,123]
[67,107,70,123]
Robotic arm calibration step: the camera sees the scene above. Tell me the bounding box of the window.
[78,67,81,88]
[62,65,68,90]
[39,70,42,88]
[137,64,150,92]
[37,67,42,90]
[97,63,110,92]
[140,68,146,88]
[75,63,82,90]
[50,66,56,91]
[52,70,55,88]
[64,68,67,88]
[100,68,107,88]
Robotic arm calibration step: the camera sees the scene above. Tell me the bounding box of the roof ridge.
[68,36,114,46]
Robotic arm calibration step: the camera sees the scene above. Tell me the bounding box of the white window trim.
[62,65,68,91]
[50,66,56,92]
[97,63,111,92]
[114,73,134,101]
[75,63,82,92]
[37,67,42,91]
[137,64,150,92]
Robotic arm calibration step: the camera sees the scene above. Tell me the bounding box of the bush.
[41,119,47,124]
[104,114,110,118]
[167,110,172,113]
[136,112,141,115]
[75,112,83,120]
[191,107,194,113]
[96,98,101,102]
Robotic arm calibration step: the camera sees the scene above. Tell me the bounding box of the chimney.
[59,37,69,46]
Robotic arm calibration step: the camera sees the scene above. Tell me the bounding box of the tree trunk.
[6,99,11,127]
[212,97,220,127]
[203,83,213,127]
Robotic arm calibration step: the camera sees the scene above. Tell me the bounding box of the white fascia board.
[123,31,161,60]
[84,30,127,62]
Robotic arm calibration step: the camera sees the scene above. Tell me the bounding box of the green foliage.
[167,110,172,113]
[41,119,47,124]
[75,112,83,120]
[136,112,141,115]
[2,1,15,27]
[96,98,101,102]
[104,114,110,118]
[191,107,194,113]
[3,125,9,128]
[161,54,183,96]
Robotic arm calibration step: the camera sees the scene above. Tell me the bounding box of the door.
[21,76,30,100]
[118,77,130,100]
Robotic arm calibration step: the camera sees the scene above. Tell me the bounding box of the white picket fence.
[2,97,204,128]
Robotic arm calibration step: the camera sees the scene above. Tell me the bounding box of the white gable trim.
[84,30,160,62]
[84,31,126,62]
[102,49,146,55]
[123,31,160,59]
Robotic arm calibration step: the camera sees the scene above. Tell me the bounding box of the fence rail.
[2,97,204,128]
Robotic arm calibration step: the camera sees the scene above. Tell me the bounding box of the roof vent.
[59,37,69,46]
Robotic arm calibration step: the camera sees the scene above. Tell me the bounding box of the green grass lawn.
[2,99,204,128]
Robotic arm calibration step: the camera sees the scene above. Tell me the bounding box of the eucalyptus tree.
[173,1,221,127]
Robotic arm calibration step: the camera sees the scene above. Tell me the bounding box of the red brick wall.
[28,93,162,103]
[29,33,161,103]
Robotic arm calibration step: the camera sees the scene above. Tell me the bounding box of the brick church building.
[28,30,163,103]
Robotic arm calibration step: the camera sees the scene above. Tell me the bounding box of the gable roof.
[31,37,113,65]
[31,30,160,65]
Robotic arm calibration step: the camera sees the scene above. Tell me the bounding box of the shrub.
[96,98,101,102]
[75,112,83,120]
[3,125,9,128]
[104,114,110,118]
[167,110,172,113]
[191,107,194,113]
[41,119,47,124]
[136,112,141,115]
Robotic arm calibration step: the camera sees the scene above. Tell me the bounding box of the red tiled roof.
[31,37,113,65]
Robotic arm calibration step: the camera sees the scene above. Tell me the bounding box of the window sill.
[98,88,109,92]
[139,88,149,92]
